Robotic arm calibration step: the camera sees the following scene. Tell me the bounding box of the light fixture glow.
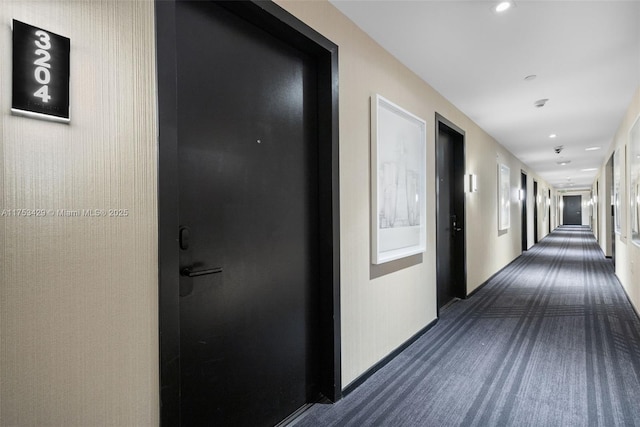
[468,174,478,193]
[585,146,601,151]
[496,1,511,12]
[549,134,557,139]
[581,168,598,172]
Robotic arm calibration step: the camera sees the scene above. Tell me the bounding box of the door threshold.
[441,297,461,312]
[276,403,315,427]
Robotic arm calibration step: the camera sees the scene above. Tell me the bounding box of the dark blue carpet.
[293,226,640,426]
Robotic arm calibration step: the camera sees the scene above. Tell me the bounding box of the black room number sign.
[12,20,70,122]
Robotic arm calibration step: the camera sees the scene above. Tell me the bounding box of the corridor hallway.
[295,226,640,426]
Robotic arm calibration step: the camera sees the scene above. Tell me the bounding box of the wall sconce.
[467,174,478,193]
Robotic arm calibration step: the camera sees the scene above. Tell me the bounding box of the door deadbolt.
[179,226,190,250]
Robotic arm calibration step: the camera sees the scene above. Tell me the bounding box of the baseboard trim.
[466,254,523,299]
[277,403,315,427]
[342,318,438,397]
[615,275,640,322]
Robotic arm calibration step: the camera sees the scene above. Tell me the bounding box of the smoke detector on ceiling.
[534,98,549,108]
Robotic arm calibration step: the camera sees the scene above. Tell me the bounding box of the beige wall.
[597,87,640,308]
[0,0,564,423]
[0,1,159,425]
[276,0,551,387]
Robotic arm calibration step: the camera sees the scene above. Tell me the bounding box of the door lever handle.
[181,266,223,277]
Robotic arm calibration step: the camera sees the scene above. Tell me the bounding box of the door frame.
[156,1,341,424]
[562,195,583,225]
[548,188,552,234]
[520,171,528,251]
[608,154,616,263]
[435,113,467,315]
[533,180,538,243]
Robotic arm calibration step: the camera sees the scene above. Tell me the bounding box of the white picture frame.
[614,147,622,235]
[498,163,511,231]
[630,116,640,247]
[371,94,427,264]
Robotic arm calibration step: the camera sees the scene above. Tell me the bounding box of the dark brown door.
[548,189,552,234]
[521,172,527,251]
[436,116,466,311]
[533,180,538,243]
[563,195,582,225]
[609,155,616,265]
[175,3,319,425]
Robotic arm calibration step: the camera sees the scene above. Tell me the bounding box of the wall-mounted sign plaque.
[12,20,70,123]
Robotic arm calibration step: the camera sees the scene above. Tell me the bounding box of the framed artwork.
[498,163,510,231]
[371,94,426,264]
[614,147,622,234]
[543,186,549,221]
[630,116,640,246]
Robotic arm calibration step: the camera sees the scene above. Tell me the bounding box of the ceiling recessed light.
[581,168,598,172]
[557,160,571,166]
[549,134,557,138]
[495,1,512,12]
[585,146,601,151]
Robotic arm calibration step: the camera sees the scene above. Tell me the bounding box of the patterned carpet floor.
[294,226,640,426]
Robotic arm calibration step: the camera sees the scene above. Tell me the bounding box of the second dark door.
[521,172,527,252]
[533,180,538,243]
[436,116,466,311]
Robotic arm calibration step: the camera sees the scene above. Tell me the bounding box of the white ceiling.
[330,0,640,190]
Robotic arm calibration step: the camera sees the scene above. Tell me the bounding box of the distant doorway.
[521,172,527,252]
[563,195,582,225]
[435,114,466,312]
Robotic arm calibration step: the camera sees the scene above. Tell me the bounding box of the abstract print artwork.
[498,163,511,231]
[630,116,640,246]
[371,94,426,264]
[614,147,622,234]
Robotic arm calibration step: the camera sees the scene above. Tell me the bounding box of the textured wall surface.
[604,88,640,309]
[0,0,572,420]
[276,0,551,387]
[0,1,158,425]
